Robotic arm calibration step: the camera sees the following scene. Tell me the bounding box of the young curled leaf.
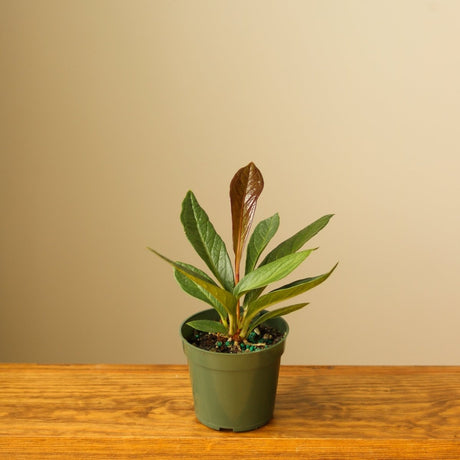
[230,162,264,281]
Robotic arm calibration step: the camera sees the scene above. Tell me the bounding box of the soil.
[188,324,285,354]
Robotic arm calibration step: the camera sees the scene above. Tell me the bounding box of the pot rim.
[180,308,289,359]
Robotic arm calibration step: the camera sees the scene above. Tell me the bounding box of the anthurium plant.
[149,162,337,342]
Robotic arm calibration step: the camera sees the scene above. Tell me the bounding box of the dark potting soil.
[188,324,285,354]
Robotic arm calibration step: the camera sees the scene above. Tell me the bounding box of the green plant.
[149,162,337,341]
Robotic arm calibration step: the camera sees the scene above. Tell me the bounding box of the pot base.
[198,417,270,432]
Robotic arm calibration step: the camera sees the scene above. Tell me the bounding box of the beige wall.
[1,0,460,364]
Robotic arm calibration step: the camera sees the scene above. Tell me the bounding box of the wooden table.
[0,364,459,459]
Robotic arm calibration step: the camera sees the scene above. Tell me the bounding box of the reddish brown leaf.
[229,162,264,282]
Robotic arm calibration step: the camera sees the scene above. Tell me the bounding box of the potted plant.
[149,162,337,431]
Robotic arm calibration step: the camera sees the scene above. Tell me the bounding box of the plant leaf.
[245,262,338,321]
[261,214,334,266]
[174,262,228,322]
[148,248,237,317]
[248,303,309,332]
[233,249,315,298]
[181,191,234,291]
[243,214,333,305]
[245,213,280,275]
[187,319,228,335]
[230,162,264,277]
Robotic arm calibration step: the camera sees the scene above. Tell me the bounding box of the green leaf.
[243,214,333,305]
[173,263,228,322]
[261,214,334,266]
[181,191,235,291]
[245,263,338,320]
[233,250,315,298]
[248,303,309,332]
[148,248,237,317]
[245,213,280,275]
[187,319,228,335]
[230,162,264,279]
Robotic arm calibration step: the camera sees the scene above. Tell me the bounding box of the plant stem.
[228,314,236,336]
[234,256,241,328]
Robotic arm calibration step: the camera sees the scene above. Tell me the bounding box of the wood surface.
[0,364,459,459]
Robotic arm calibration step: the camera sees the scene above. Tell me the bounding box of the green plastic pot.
[181,309,289,432]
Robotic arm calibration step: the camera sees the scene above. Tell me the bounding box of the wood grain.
[0,364,459,458]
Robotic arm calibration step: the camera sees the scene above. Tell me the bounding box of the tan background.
[1,0,459,364]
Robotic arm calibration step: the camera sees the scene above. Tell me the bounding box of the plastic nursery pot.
[181,308,289,432]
